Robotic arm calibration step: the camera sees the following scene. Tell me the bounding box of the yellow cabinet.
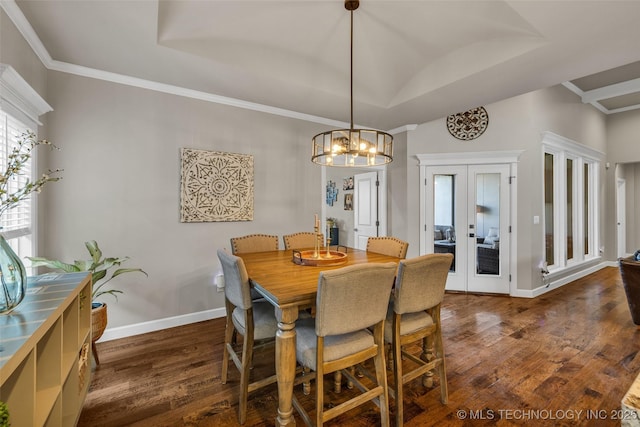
[0,272,91,426]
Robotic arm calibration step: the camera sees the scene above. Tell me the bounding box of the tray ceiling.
[6,0,640,130]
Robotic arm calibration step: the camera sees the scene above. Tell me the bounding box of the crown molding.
[47,59,350,128]
[387,124,418,135]
[1,0,409,133]
[0,64,52,127]
[0,0,53,67]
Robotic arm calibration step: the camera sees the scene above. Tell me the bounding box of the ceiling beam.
[581,77,640,103]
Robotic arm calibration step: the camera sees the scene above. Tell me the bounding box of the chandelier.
[311,0,393,167]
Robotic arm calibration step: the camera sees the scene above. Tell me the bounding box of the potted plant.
[0,400,9,427]
[27,240,147,363]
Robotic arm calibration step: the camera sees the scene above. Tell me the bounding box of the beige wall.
[618,163,640,255]
[40,71,326,328]
[406,85,607,292]
[606,109,640,259]
[0,10,47,98]
[607,110,640,165]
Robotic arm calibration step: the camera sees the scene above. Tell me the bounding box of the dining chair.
[292,262,397,427]
[332,235,408,394]
[283,232,322,250]
[230,234,279,255]
[385,253,453,427]
[217,249,278,425]
[366,236,409,259]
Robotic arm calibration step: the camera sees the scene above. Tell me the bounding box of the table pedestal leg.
[275,306,298,427]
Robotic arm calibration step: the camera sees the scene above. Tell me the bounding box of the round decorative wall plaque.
[446,107,489,141]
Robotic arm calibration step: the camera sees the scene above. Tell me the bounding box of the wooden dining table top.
[238,248,401,309]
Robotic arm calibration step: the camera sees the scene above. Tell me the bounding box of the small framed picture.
[343,177,354,190]
[344,193,353,210]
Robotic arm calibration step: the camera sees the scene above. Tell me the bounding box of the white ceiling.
[6,0,640,130]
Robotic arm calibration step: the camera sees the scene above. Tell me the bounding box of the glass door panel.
[433,174,456,272]
[475,173,501,276]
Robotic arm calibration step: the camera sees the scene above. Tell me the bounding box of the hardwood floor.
[78,266,640,426]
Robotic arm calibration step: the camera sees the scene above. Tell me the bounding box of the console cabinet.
[0,272,92,426]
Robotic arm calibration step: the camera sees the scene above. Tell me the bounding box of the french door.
[424,164,511,294]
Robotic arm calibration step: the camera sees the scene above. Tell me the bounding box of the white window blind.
[0,111,32,238]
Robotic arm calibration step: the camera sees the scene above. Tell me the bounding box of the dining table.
[238,247,401,427]
[238,247,400,426]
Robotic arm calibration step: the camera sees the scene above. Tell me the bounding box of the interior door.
[425,164,511,294]
[354,171,379,250]
[466,164,510,294]
[425,165,467,292]
[617,178,627,258]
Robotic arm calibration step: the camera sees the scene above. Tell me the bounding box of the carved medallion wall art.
[180,148,254,222]
[446,106,489,141]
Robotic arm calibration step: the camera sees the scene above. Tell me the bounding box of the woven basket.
[92,303,108,342]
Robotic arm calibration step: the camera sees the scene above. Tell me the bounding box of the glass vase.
[0,234,27,314]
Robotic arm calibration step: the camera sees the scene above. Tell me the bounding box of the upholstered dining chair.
[230,234,279,255]
[331,236,408,394]
[292,262,397,427]
[366,236,409,259]
[217,249,278,425]
[385,253,453,427]
[283,232,322,250]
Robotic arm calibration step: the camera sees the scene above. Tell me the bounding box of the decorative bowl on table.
[292,248,348,266]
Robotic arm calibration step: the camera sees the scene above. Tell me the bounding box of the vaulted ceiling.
[7,0,640,130]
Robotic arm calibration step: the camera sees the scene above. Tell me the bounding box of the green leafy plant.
[0,400,9,427]
[0,130,62,218]
[27,240,147,302]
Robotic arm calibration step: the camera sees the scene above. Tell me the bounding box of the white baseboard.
[529,261,612,298]
[98,307,227,342]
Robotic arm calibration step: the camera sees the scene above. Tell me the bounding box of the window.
[0,111,36,264]
[542,132,602,272]
[0,64,53,272]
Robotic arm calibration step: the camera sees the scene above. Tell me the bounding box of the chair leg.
[373,324,390,427]
[221,305,236,384]
[334,370,342,393]
[421,335,435,388]
[221,310,235,384]
[237,327,254,425]
[435,328,448,404]
[392,319,404,427]
[303,366,311,396]
[316,338,325,427]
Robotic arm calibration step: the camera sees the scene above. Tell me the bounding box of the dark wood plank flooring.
[78,266,640,426]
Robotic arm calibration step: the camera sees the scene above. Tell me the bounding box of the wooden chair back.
[283,232,320,250]
[230,234,278,255]
[366,236,409,258]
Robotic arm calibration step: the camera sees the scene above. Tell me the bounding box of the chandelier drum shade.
[311,0,393,167]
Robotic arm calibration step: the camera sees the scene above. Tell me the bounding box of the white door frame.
[617,177,627,258]
[353,171,387,250]
[417,151,523,295]
[320,166,387,249]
